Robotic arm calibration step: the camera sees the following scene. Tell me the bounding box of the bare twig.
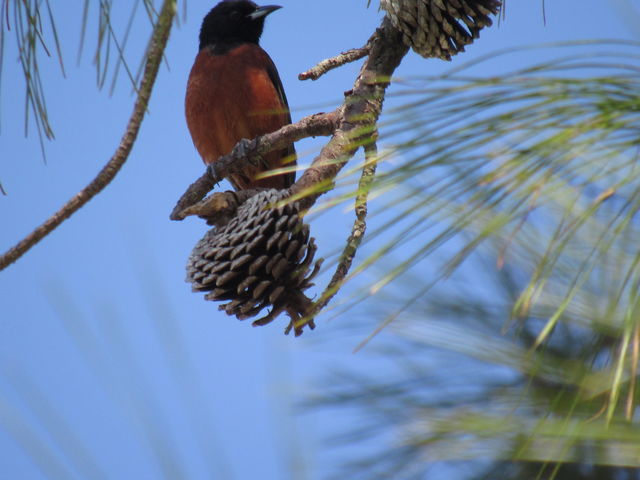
[177,189,264,227]
[0,0,177,272]
[170,173,218,221]
[303,139,379,324]
[170,110,341,220]
[298,45,370,81]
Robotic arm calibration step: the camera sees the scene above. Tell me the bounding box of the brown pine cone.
[380,0,502,60]
[186,189,323,336]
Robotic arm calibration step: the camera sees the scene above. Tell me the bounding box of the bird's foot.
[207,162,222,184]
[234,138,263,168]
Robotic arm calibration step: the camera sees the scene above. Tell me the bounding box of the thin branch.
[0,0,177,272]
[170,172,218,221]
[175,189,265,227]
[170,110,341,220]
[298,45,370,81]
[304,139,379,322]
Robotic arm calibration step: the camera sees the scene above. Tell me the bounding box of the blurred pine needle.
[309,40,640,480]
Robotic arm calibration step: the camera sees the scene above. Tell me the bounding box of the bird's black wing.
[264,54,296,186]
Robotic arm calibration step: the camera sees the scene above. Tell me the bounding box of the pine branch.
[304,139,379,323]
[170,110,341,221]
[290,17,408,209]
[298,44,371,81]
[0,0,177,272]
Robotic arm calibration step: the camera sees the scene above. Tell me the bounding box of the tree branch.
[0,0,177,272]
[291,17,409,210]
[176,189,265,228]
[302,139,379,324]
[170,110,341,221]
[298,45,371,81]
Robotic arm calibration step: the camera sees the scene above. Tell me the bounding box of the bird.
[185,0,295,191]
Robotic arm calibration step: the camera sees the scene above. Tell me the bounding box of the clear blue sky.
[0,1,637,479]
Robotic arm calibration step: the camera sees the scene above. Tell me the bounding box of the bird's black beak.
[248,4,282,20]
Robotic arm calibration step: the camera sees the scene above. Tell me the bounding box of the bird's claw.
[207,162,222,184]
[234,138,263,168]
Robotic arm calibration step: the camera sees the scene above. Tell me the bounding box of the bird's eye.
[229,11,241,19]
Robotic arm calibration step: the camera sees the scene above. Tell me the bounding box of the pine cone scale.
[380,0,501,59]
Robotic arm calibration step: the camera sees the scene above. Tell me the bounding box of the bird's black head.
[199,0,282,51]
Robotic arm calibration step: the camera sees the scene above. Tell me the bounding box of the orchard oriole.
[185,0,295,190]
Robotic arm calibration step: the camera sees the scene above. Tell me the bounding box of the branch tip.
[299,45,371,81]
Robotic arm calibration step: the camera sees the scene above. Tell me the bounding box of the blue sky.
[0,1,638,479]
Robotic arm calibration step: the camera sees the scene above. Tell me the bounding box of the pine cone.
[380,0,501,60]
[186,189,323,336]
